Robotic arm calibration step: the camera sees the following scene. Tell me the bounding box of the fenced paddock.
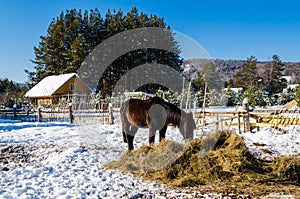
[1,103,300,135]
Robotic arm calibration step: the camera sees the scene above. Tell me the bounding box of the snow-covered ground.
[0,118,299,198]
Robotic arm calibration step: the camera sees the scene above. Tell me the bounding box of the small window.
[70,83,76,91]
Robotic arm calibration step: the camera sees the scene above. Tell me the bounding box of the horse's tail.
[120,100,129,143]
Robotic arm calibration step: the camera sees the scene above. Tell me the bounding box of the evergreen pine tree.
[26,8,182,97]
[225,87,236,106]
[234,55,260,90]
[254,88,266,107]
[195,89,204,107]
[236,90,244,106]
[0,78,26,107]
[267,55,287,95]
[243,85,256,107]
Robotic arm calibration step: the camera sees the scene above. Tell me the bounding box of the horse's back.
[121,97,181,127]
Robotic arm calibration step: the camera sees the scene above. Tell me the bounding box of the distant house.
[283,84,299,93]
[282,76,292,85]
[123,91,154,100]
[25,73,92,107]
[287,84,299,91]
[223,87,243,95]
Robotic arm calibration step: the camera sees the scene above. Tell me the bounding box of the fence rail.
[0,106,114,124]
[194,108,300,134]
[1,105,299,134]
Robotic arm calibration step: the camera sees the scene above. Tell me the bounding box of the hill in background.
[183,59,300,84]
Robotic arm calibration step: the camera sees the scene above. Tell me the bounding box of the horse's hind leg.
[159,125,167,142]
[149,127,156,145]
[122,122,128,143]
[127,126,138,150]
[122,131,128,143]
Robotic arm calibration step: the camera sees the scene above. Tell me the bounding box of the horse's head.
[180,112,196,140]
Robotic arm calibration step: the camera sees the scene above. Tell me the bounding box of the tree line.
[25,7,300,107]
[231,55,287,95]
[26,7,182,97]
[226,54,297,107]
[212,55,299,107]
[212,59,300,84]
[0,79,27,108]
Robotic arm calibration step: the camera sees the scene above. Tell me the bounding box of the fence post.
[237,111,241,134]
[180,77,185,109]
[256,118,261,132]
[108,103,114,125]
[201,82,208,133]
[193,100,196,118]
[215,114,219,132]
[13,104,17,120]
[69,102,74,124]
[185,81,191,111]
[242,98,250,133]
[38,105,42,122]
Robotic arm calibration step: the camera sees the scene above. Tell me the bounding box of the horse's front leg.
[127,134,134,150]
[159,125,167,142]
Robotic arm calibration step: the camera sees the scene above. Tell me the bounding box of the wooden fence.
[194,108,300,134]
[1,104,299,134]
[0,108,36,121]
[0,105,115,124]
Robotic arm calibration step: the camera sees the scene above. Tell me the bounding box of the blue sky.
[0,0,300,82]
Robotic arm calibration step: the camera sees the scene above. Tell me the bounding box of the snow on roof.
[124,91,154,97]
[287,84,299,90]
[25,73,77,98]
[123,91,154,100]
[223,87,243,94]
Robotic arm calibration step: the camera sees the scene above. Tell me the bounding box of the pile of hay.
[105,140,186,173]
[105,131,300,195]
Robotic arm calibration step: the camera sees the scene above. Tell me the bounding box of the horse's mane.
[150,97,182,126]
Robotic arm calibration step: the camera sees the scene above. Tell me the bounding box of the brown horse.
[120,96,195,150]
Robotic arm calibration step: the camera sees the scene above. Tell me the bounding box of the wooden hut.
[25,73,92,107]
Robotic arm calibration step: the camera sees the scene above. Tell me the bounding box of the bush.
[225,88,236,106]
[278,91,295,105]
